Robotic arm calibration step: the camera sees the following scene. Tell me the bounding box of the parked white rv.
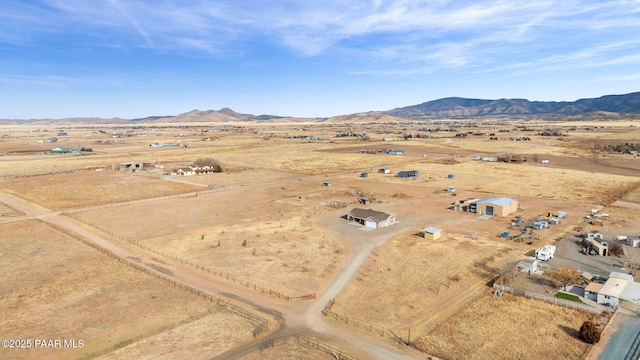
[535,245,556,261]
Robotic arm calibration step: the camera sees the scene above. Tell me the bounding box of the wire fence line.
[259,333,359,360]
[61,212,316,302]
[322,307,414,347]
[0,210,25,217]
[35,219,270,338]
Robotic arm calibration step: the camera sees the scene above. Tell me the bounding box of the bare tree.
[497,259,519,285]
[548,267,581,291]
[608,240,624,257]
[195,157,219,166]
[194,157,222,172]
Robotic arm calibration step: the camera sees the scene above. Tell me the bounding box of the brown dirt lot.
[0,220,253,360]
[414,291,597,360]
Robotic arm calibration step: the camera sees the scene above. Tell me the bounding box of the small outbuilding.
[447,186,456,193]
[423,227,442,240]
[378,167,391,174]
[360,172,368,178]
[396,170,420,178]
[517,257,541,274]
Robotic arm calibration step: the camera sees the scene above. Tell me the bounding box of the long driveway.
[0,189,425,359]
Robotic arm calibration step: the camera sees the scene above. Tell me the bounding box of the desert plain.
[1,116,640,359]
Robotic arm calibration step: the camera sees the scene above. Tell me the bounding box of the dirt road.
[0,191,425,359]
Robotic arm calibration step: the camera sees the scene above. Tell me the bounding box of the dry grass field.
[1,170,202,210]
[414,291,597,360]
[330,233,520,337]
[100,313,255,359]
[1,119,639,359]
[68,179,346,296]
[0,220,254,360]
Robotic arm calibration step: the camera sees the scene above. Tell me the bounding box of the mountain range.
[2,92,640,124]
[382,92,640,118]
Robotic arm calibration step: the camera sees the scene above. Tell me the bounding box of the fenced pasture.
[68,185,345,295]
[0,170,202,210]
[329,234,518,344]
[414,290,598,360]
[0,220,257,360]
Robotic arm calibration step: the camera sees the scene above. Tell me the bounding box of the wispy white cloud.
[108,0,152,46]
[1,1,639,72]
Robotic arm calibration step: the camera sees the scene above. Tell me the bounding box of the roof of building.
[349,208,393,222]
[518,258,537,265]
[610,272,634,281]
[599,275,631,298]
[585,282,604,292]
[472,197,518,207]
[424,227,442,234]
[621,281,640,303]
[397,170,420,176]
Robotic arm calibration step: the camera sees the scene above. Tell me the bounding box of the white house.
[596,272,634,307]
[176,167,196,176]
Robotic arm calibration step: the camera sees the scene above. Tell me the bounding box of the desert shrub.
[578,321,601,344]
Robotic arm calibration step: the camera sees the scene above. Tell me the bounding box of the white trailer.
[535,245,556,261]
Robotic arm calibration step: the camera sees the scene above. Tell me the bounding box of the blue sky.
[1,0,640,119]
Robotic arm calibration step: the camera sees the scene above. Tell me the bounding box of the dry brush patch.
[414,291,597,360]
[0,220,253,360]
[330,234,517,338]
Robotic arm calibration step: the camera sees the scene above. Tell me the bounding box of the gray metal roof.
[472,197,517,207]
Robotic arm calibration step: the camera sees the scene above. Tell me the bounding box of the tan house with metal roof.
[347,208,396,229]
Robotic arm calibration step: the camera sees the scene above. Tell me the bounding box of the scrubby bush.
[578,321,601,344]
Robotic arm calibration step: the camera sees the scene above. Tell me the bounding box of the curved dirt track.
[0,191,426,359]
